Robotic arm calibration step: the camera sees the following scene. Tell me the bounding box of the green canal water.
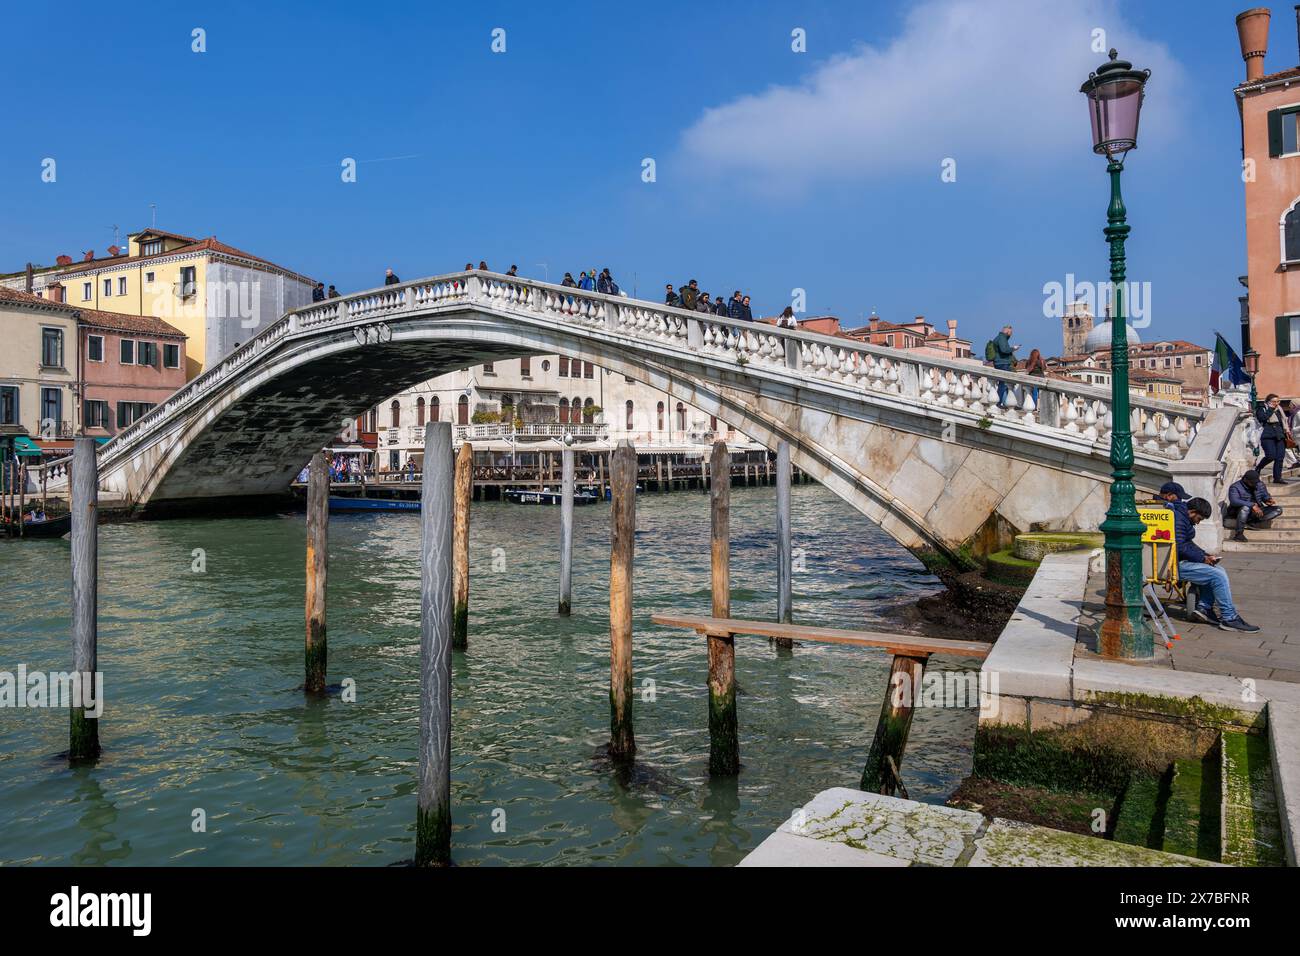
[0,483,978,866]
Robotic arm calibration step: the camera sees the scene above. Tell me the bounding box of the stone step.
[1222,528,1300,543]
[1162,755,1220,861]
[1221,540,1300,553]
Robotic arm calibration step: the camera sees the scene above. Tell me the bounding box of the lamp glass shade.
[1081,51,1150,158]
[1245,350,1260,375]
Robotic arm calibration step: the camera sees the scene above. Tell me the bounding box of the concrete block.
[978,693,1029,729]
[1028,699,1091,732]
[969,818,1220,867]
[1071,658,1267,721]
[738,829,908,867]
[776,787,982,867]
[1267,701,1300,867]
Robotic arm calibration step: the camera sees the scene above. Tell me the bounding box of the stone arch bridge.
[55,271,1249,562]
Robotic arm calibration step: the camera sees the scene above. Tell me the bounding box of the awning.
[13,435,42,457]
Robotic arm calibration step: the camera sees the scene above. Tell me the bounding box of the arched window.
[710,415,717,431]
[559,398,570,424]
[656,401,664,431]
[583,397,594,423]
[416,397,426,427]
[502,396,514,425]
[431,396,440,422]
[390,400,401,428]
[625,400,634,430]
[1285,201,1300,262]
[457,394,469,425]
[676,402,686,431]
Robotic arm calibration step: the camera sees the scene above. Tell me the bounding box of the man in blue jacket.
[991,324,1018,406]
[1227,469,1283,542]
[1172,495,1260,632]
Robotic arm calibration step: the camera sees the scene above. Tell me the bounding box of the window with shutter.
[1277,315,1298,356]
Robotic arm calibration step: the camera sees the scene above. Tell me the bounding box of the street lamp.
[1244,348,1260,406]
[1081,49,1152,660]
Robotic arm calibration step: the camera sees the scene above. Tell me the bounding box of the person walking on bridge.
[1175,496,1261,632]
[665,284,680,307]
[1255,393,1292,485]
[312,282,325,302]
[988,324,1018,406]
[385,268,400,285]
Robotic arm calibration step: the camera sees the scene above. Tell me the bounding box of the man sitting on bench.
[1227,469,1282,543]
[1175,496,1261,632]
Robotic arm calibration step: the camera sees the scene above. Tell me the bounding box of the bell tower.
[1062,299,1093,357]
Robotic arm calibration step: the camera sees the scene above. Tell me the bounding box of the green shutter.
[1269,109,1284,157]
[1277,315,1293,355]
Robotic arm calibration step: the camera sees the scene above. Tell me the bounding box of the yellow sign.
[1138,506,1175,545]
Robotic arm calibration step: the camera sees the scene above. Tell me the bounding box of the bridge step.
[1221,540,1300,553]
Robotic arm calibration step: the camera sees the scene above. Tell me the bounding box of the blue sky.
[0,0,1269,356]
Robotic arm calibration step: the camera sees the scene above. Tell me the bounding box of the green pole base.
[452,604,468,651]
[304,635,327,694]
[414,803,452,867]
[69,707,100,764]
[708,688,740,776]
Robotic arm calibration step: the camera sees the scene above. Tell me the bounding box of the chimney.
[1237,7,1271,82]
[82,249,95,262]
[24,262,33,292]
[947,319,958,341]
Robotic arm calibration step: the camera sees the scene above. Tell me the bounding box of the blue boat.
[328,496,420,513]
[504,488,599,506]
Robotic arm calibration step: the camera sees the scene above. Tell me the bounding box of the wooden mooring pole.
[860,653,928,795]
[69,436,100,762]
[775,442,794,650]
[708,440,739,775]
[608,441,636,761]
[305,451,329,694]
[417,422,454,866]
[559,444,574,616]
[452,442,473,649]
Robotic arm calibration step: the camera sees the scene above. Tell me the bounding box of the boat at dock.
[2,511,72,538]
[504,488,600,506]
[328,496,421,513]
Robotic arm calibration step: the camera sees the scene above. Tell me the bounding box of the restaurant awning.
[13,435,42,457]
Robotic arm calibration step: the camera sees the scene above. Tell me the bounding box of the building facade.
[0,288,80,463]
[1,228,313,378]
[1235,7,1300,398]
[78,307,188,438]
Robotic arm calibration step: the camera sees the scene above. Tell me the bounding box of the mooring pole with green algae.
[304,451,329,694]
[69,436,100,763]
[708,440,739,775]
[608,441,637,761]
[774,441,794,652]
[558,442,574,616]
[452,441,473,649]
[860,653,928,795]
[416,422,454,866]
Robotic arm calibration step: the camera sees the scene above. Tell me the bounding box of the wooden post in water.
[666,457,673,491]
[417,421,454,866]
[775,442,794,648]
[558,443,574,616]
[69,436,100,762]
[860,654,928,795]
[596,452,605,501]
[17,461,25,537]
[656,457,664,492]
[608,441,637,761]
[452,442,473,649]
[304,451,329,694]
[708,440,739,775]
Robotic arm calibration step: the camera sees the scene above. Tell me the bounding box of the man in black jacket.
[1173,496,1260,632]
[385,268,400,285]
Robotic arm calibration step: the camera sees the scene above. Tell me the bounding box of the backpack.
[984,340,997,362]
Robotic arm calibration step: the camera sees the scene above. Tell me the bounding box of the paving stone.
[968,818,1219,867]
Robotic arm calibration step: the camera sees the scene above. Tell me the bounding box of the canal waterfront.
[0,483,979,866]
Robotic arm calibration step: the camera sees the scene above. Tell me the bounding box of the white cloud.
[678,0,1184,192]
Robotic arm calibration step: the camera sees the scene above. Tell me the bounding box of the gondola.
[3,512,72,538]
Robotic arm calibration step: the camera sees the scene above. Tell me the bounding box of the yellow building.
[1,228,314,379]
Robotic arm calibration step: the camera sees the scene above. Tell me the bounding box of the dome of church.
[1084,320,1140,353]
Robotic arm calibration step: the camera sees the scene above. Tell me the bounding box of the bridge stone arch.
[84,272,1248,563]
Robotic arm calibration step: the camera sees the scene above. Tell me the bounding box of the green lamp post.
[1081,49,1152,660]
[1245,348,1260,406]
